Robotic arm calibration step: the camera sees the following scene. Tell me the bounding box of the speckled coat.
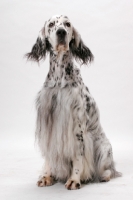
[35,51,114,181]
[26,15,121,189]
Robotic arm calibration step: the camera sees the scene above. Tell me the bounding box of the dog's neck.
[44,50,76,87]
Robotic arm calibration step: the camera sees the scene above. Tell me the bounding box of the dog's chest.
[39,86,85,156]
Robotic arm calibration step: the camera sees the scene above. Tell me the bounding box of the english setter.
[26,15,121,190]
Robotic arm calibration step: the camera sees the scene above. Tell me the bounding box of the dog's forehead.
[47,15,70,23]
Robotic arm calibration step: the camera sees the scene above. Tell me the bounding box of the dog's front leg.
[65,155,83,190]
[37,160,54,187]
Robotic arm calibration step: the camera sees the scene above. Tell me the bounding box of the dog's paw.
[100,169,111,182]
[65,179,81,190]
[100,176,110,182]
[37,176,54,187]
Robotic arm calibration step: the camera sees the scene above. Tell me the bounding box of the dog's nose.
[56,29,66,37]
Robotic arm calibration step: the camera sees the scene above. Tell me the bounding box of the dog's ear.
[25,27,51,62]
[69,27,94,65]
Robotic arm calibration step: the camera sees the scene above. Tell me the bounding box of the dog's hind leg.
[94,131,121,182]
[37,159,54,187]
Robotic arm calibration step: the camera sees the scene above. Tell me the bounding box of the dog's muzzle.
[56,28,67,45]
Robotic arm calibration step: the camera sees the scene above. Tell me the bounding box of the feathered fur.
[26,15,121,189]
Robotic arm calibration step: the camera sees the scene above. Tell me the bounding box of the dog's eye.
[66,22,71,27]
[49,22,54,28]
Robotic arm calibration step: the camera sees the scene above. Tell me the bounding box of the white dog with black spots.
[26,15,121,190]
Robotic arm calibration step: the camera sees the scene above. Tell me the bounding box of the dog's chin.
[56,43,69,52]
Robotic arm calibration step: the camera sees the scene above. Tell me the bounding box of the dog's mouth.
[59,40,66,45]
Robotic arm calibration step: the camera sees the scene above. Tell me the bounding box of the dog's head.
[26,15,94,65]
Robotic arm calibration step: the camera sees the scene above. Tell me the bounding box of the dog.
[26,15,121,190]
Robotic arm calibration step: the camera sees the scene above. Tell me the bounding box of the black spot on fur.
[75,69,79,75]
[50,94,57,115]
[86,95,90,102]
[74,105,78,109]
[86,86,89,92]
[65,64,73,75]
[65,83,68,87]
[48,29,51,34]
[72,82,78,87]
[86,103,90,113]
[91,111,95,118]
[76,133,83,143]
[108,150,112,157]
[58,82,61,87]
[86,120,89,126]
[96,153,101,164]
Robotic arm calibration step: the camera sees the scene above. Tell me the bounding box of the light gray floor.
[0,137,133,200]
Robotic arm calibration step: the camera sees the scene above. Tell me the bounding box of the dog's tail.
[113,170,122,178]
[111,162,122,178]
